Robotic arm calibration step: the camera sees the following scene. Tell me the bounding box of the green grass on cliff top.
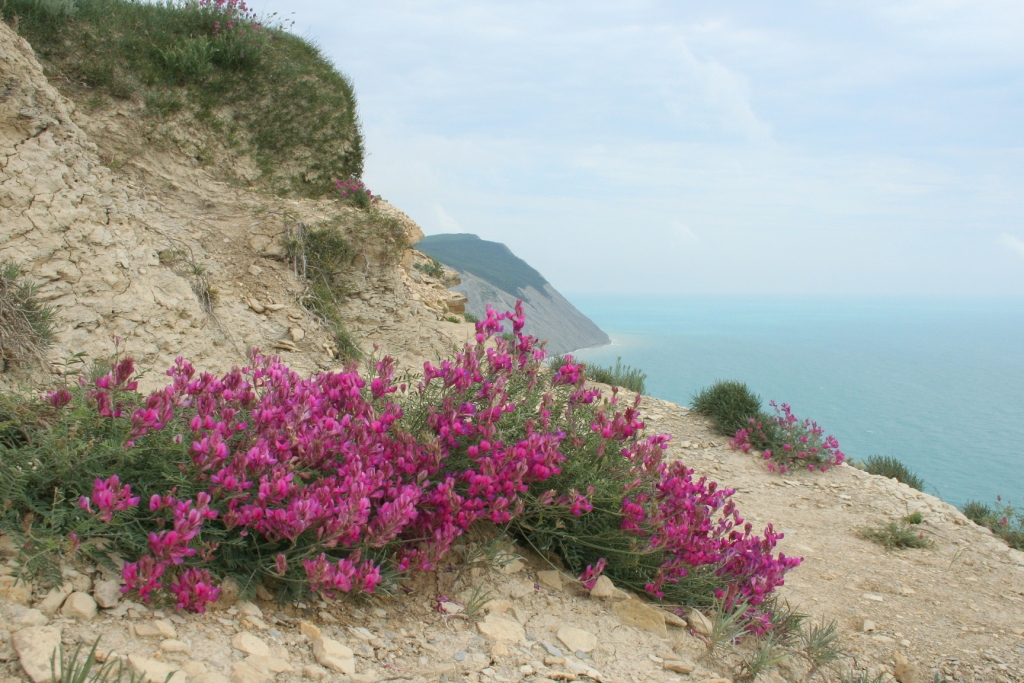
[3,0,363,197]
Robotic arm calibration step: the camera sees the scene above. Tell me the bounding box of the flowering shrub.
[334,177,376,209]
[6,304,800,618]
[730,401,844,473]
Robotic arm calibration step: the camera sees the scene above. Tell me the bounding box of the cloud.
[999,233,1024,259]
[432,205,464,234]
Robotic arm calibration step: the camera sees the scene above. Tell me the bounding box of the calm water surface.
[567,295,1024,507]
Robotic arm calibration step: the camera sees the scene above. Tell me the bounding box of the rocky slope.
[416,234,609,355]
[0,20,470,390]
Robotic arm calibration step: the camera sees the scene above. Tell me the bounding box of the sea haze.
[568,295,1024,508]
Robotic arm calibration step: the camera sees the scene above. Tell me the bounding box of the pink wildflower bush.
[56,303,799,615]
[730,401,844,473]
[333,177,376,208]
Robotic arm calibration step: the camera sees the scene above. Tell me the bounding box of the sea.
[567,295,1024,508]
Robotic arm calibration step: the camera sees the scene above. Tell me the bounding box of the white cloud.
[999,233,1024,259]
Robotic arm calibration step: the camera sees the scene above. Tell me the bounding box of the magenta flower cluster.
[73,302,801,615]
[730,400,845,473]
[333,177,376,206]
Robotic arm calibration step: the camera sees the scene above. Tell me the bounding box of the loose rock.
[60,592,97,621]
[612,600,667,638]
[477,614,526,643]
[93,580,122,609]
[556,626,597,653]
[13,626,62,683]
[135,620,177,639]
[536,570,562,590]
[231,633,270,657]
[128,655,186,683]
[299,621,355,675]
[0,576,32,606]
[686,609,713,637]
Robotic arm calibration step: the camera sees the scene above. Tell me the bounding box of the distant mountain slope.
[417,234,609,354]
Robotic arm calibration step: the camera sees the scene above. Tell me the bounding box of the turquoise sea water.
[567,295,1024,508]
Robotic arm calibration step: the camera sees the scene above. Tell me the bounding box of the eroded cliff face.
[0,21,471,388]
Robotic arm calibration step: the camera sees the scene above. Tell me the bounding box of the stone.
[663,610,687,628]
[861,619,876,633]
[542,642,563,657]
[289,328,305,342]
[477,614,525,643]
[483,599,512,614]
[60,592,97,620]
[299,622,355,675]
[246,299,265,314]
[893,653,921,683]
[192,674,230,683]
[128,655,186,683]
[302,665,328,680]
[663,659,696,674]
[37,588,70,616]
[439,601,463,615]
[93,580,122,609]
[63,570,92,594]
[13,626,62,683]
[135,620,177,639]
[500,559,525,574]
[231,633,270,657]
[244,656,292,674]
[182,663,208,678]
[556,627,597,654]
[686,609,713,637]
[214,577,239,609]
[230,662,270,683]
[17,610,48,627]
[236,601,263,619]
[160,640,191,654]
[0,576,32,605]
[536,571,562,590]
[247,265,263,277]
[588,576,617,599]
[612,600,668,638]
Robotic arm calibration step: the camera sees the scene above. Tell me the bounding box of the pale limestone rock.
[556,626,597,653]
[17,610,48,628]
[236,601,263,619]
[536,570,562,590]
[192,673,230,683]
[612,600,667,638]
[588,576,616,599]
[477,614,526,643]
[500,559,525,574]
[181,662,208,678]
[894,653,921,683]
[159,640,191,655]
[299,621,355,675]
[231,633,270,657]
[127,655,186,683]
[289,327,305,342]
[302,665,328,680]
[0,576,32,605]
[93,580,122,609]
[60,592,97,621]
[244,656,291,674]
[37,587,69,616]
[230,662,269,683]
[135,620,177,639]
[686,608,713,637]
[663,658,696,674]
[13,626,62,683]
[861,619,876,632]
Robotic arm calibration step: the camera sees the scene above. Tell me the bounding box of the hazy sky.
[265,1,1024,296]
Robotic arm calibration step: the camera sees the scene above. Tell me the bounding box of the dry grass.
[0,261,55,371]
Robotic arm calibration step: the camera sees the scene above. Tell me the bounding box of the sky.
[262,1,1024,296]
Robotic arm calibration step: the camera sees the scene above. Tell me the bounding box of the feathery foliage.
[691,381,762,436]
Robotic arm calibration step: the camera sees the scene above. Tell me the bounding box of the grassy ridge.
[4,0,363,196]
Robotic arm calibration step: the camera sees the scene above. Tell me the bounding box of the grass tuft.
[584,357,647,395]
[0,261,56,372]
[691,381,762,437]
[858,520,932,550]
[961,498,1024,551]
[861,455,924,490]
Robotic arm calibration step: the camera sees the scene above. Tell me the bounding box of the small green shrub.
[858,521,932,550]
[585,357,647,395]
[961,498,1024,551]
[414,258,446,280]
[286,224,361,361]
[0,261,56,371]
[691,381,762,436]
[903,511,923,525]
[862,455,924,490]
[463,312,479,324]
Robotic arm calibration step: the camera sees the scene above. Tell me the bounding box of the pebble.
[93,580,122,609]
[135,620,177,639]
[556,627,596,653]
[61,592,97,620]
[160,640,191,654]
[536,570,562,590]
[12,626,62,683]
